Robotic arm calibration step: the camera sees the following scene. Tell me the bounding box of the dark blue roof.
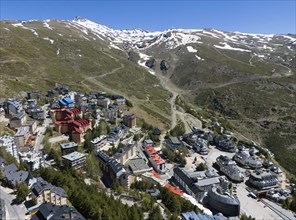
[32,203,85,220]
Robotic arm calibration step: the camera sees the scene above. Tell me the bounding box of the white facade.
[0,135,19,162]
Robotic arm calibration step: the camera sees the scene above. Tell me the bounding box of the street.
[0,185,27,220]
[34,104,51,153]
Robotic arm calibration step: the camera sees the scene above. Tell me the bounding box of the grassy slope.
[174,46,296,174]
[145,34,296,175]
[0,21,171,129]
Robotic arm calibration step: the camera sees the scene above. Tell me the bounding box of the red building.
[53,108,90,144]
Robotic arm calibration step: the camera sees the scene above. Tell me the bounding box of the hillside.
[0,19,172,129]
[1,17,296,175]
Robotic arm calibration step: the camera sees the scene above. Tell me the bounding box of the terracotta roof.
[73,119,90,127]
[165,184,184,196]
[146,146,157,155]
[70,107,81,114]
[151,154,165,165]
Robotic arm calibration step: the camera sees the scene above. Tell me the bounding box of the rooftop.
[62,151,86,162]
[11,111,25,120]
[128,158,152,173]
[31,203,85,220]
[165,184,184,196]
[32,177,68,198]
[60,142,78,149]
[15,126,30,136]
[169,136,181,145]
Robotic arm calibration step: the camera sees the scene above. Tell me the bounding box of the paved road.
[48,135,69,144]
[0,186,27,220]
[34,104,51,153]
[236,184,281,219]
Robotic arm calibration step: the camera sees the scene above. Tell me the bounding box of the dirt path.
[99,62,124,78]
[153,68,203,133]
[98,49,125,78]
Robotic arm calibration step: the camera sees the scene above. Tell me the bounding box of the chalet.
[15,126,30,147]
[31,203,85,220]
[31,177,68,206]
[30,107,45,120]
[5,99,23,116]
[2,163,30,187]
[9,111,26,129]
[166,136,183,149]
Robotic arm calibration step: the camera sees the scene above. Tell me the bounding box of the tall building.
[123,114,136,128]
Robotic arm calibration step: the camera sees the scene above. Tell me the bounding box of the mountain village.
[0,85,295,220]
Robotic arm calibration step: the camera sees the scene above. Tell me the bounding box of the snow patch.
[195,55,204,61]
[187,46,197,53]
[3,27,10,31]
[110,43,123,51]
[57,33,63,36]
[43,37,54,44]
[138,52,155,75]
[214,42,251,52]
[12,23,39,37]
[287,46,293,51]
[81,35,90,41]
[281,35,296,43]
[254,53,265,58]
[56,48,60,55]
[43,22,53,30]
[12,23,23,27]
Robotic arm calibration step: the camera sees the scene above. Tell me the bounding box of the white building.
[0,135,19,162]
[19,151,43,171]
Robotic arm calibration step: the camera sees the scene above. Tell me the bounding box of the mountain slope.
[1,18,296,175]
[0,19,172,129]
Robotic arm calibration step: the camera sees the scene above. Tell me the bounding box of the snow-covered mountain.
[9,17,295,54]
[69,17,296,52]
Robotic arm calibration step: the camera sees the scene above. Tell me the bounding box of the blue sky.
[1,1,295,34]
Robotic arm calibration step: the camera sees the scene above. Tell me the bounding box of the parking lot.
[184,146,284,219]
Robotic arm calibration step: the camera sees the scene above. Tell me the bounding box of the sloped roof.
[32,177,68,198]
[32,203,85,220]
